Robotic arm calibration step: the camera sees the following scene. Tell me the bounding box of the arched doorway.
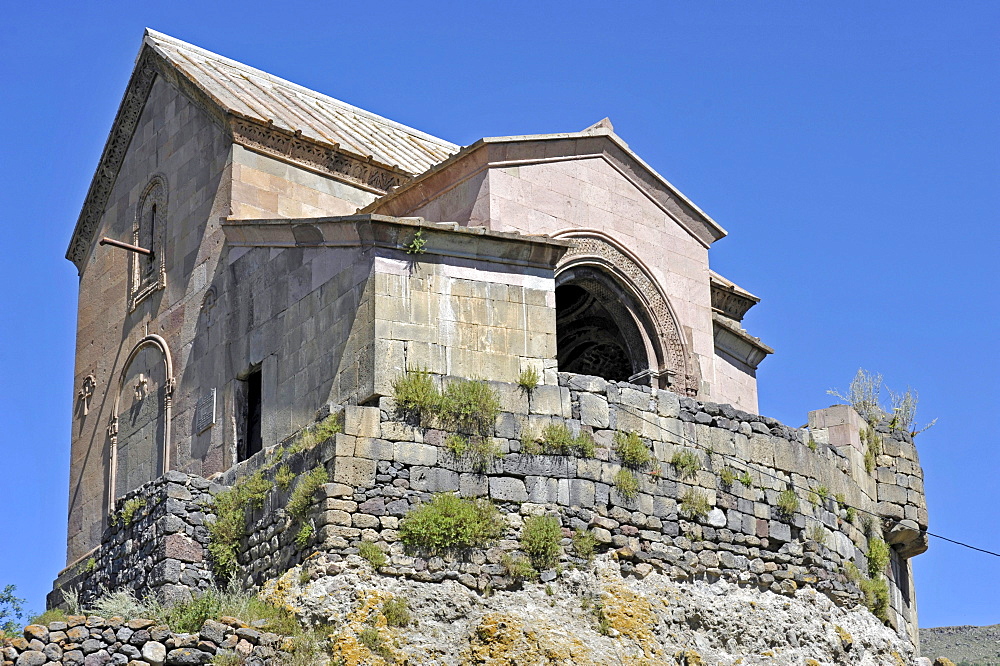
[109,335,174,502]
[553,232,699,394]
[555,275,650,383]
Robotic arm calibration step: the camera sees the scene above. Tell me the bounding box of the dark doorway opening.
[239,367,262,462]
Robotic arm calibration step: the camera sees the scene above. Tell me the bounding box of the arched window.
[553,232,700,395]
[129,176,167,309]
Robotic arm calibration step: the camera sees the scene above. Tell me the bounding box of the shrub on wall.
[679,488,710,521]
[207,472,271,580]
[613,469,639,500]
[287,465,328,548]
[526,422,595,457]
[445,433,502,473]
[399,493,505,555]
[392,369,440,424]
[520,514,562,570]
[776,488,799,519]
[670,450,700,481]
[440,378,501,436]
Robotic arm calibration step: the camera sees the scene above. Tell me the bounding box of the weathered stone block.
[568,374,607,394]
[334,433,356,457]
[529,385,568,417]
[503,454,573,478]
[489,478,528,502]
[354,438,394,460]
[656,390,680,418]
[382,422,422,442]
[393,442,437,466]
[878,483,908,505]
[332,458,376,487]
[459,473,488,497]
[768,520,791,542]
[162,534,203,563]
[579,393,610,428]
[526,476,558,503]
[344,405,379,437]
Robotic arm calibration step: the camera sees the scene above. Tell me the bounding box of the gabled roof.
[143,30,458,174]
[363,121,728,247]
[66,29,459,273]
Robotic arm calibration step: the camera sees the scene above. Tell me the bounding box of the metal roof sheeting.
[144,29,458,175]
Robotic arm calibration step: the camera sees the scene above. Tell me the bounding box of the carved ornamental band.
[230,118,410,194]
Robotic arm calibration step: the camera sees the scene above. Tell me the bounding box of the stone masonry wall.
[2,614,289,666]
[51,372,928,647]
[50,473,217,610]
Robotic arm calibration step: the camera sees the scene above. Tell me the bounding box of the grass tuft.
[776,488,799,520]
[679,488,710,521]
[670,450,700,481]
[517,367,540,392]
[613,469,639,500]
[358,542,387,569]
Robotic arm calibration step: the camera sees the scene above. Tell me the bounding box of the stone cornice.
[221,214,573,271]
[712,312,773,369]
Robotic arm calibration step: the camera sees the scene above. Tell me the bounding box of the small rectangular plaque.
[195,389,216,433]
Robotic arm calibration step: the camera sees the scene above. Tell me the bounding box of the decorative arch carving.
[129,175,168,311]
[553,231,700,395]
[108,335,175,506]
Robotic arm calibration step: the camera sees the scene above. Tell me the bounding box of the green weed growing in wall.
[614,431,651,469]
[679,488,710,521]
[118,497,146,526]
[445,433,502,473]
[392,369,440,424]
[520,514,562,570]
[399,493,505,555]
[776,488,799,519]
[718,467,737,487]
[405,228,427,254]
[359,541,387,569]
[613,469,639,500]
[517,367,540,392]
[670,450,701,481]
[440,378,501,436]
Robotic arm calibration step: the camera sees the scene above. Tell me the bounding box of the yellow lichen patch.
[600,585,663,660]
[805,660,821,666]
[260,566,301,611]
[833,624,853,648]
[464,612,594,665]
[673,649,703,665]
[329,589,400,666]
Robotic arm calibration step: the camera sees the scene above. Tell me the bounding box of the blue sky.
[0,1,997,629]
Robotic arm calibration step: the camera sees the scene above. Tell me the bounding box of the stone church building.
[64,30,772,567]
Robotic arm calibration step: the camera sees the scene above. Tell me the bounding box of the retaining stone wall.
[50,475,217,609]
[50,372,928,644]
[2,615,288,666]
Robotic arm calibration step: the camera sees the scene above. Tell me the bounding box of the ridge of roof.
[142,29,459,174]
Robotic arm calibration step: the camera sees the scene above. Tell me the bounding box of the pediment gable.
[364,125,727,247]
